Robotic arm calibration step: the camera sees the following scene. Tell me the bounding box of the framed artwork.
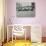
[16,0,35,17]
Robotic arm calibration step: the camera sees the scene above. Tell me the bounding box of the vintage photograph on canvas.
[16,0,35,17]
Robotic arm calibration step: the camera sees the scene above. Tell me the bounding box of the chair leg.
[12,32,13,43]
[15,36,16,43]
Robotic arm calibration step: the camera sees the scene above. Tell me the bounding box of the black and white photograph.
[16,0,35,17]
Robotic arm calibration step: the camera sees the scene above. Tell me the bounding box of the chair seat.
[13,31,24,36]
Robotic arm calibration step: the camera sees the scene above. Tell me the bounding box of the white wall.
[7,0,46,37]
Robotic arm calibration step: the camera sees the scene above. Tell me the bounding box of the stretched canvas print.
[16,0,35,17]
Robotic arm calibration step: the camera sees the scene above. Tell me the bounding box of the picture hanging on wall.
[16,0,35,17]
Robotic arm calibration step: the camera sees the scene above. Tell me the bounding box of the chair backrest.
[12,25,25,36]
